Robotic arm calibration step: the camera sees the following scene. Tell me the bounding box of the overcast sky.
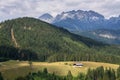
[0,0,120,22]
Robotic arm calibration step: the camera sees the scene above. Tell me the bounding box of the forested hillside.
[0,17,120,63]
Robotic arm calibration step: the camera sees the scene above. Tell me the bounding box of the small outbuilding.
[73,63,83,67]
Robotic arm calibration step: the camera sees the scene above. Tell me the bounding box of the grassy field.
[0,60,119,80]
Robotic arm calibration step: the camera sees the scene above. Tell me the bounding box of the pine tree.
[0,72,3,80]
[77,73,85,80]
[28,61,33,72]
[43,68,48,74]
[95,66,104,80]
[117,66,120,79]
[85,68,94,80]
[15,77,26,80]
[103,69,109,80]
[66,71,73,80]
[26,72,34,80]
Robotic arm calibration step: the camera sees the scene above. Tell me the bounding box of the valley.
[0,0,120,80]
[0,60,119,80]
[0,16,120,80]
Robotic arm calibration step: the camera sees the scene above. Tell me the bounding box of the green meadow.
[0,60,119,80]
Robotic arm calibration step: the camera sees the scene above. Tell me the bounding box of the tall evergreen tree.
[43,68,48,74]
[0,72,3,80]
[117,66,120,80]
[77,73,85,80]
[66,71,73,80]
[85,68,94,80]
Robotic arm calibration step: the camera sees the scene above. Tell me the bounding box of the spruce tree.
[77,73,85,80]
[66,71,73,80]
[43,68,48,74]
[117,66,120,79]
[85,68,94,80]
[0,72,3,80]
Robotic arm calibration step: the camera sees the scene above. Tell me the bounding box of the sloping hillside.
[0,17,120,63]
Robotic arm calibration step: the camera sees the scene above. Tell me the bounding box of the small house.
[73,63,83,67]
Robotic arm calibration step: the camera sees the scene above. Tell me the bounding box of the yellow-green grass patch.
[0,61,119,80]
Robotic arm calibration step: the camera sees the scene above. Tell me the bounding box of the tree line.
[13,66,120,80]
[1,45,120,64]
[0,45,37,62]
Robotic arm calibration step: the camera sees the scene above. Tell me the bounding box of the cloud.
[0,0,120,21]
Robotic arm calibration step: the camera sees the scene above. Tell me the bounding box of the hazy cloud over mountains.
[0,0,120,21]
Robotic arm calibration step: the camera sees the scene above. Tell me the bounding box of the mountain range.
[39,10,120,44]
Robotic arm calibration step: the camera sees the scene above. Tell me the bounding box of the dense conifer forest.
[1,0,120,80]
[0,17,120,64]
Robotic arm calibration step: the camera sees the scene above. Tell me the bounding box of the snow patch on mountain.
[91,16,100,21]
[99,34,116,39]
[53,10,104,23]
[39,10,120,44]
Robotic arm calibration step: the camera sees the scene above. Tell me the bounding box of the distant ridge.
[39,13,53,23]
[39,10,120,44]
